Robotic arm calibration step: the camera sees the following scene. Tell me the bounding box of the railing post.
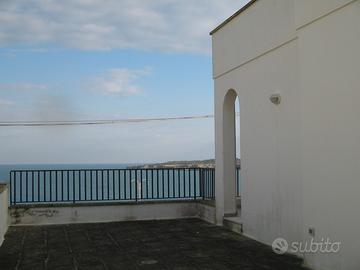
[72,170,76,204]
[213,168,215,200]
[135,170,138,202]
[10,172,13,206]
[14,172,17,205]
[200,169,205,200]
[193,169,197,200]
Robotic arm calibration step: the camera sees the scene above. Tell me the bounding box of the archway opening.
[221,89,241,216]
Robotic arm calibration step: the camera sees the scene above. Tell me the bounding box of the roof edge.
[210,0,258,35]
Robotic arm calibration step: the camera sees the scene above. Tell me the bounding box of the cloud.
[0,0,250,53]
[0,83,48,91]
[90,68,150,95]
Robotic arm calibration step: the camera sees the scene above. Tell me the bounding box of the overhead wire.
[0,114,215,127]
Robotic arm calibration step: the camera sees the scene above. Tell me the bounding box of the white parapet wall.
[196,200,216,224]
[9,200,216,226]
[0,184,9,246]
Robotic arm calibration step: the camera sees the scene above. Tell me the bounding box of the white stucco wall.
[298,1,360,269]
[294,0,355,28]
[212,0,296,79]
[213,0,302,249]
[214,37,302,248]
[212,0,360,269]
[0,185,9,246]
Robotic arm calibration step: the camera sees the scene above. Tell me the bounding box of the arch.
[222,89,238,216]
[215,88,240,223]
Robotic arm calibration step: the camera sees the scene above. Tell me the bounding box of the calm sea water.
[0,164,138,183]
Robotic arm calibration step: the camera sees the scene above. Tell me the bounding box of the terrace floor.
[0,219,307,270]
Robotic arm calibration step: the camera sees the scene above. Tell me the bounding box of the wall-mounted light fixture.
[270,94,281,105]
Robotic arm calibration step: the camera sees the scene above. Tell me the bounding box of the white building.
[211,0,360,269]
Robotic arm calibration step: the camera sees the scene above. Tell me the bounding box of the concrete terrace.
[0,219,308,270]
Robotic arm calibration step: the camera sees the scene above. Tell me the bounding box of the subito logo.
[272,238,288,255]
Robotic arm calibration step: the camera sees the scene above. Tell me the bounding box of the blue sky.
[0,0,245,164]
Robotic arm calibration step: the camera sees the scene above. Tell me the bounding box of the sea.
[0,163,137,183]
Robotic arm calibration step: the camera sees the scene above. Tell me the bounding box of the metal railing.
[236,167,241,197]
[9,167,240,205]
[10,168,213,205]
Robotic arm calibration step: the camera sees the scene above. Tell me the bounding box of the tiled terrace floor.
[0,219,308,270]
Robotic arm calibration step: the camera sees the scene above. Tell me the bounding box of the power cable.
[0,114,215,127]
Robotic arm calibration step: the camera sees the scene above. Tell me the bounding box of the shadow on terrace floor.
[0,219,308,270]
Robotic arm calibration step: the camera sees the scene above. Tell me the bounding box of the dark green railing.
[9,167,240,205]
[10,168,217,205]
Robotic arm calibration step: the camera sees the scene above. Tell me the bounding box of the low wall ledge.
[198,200,215,207]
[9,199,207,209]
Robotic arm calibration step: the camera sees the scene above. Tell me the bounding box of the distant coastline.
[0,160,241,182]
[127,158,241,169]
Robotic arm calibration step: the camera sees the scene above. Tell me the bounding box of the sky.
[0,0,246,164]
